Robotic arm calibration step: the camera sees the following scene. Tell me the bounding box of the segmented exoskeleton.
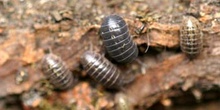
[100,15,139,63]
[180,16,203,59]
[81,51,124,89]
[41,54,76,90]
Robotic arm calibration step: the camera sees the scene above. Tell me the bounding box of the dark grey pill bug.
[99,15,139,63]
[80,51,124,89]
[41,54,76,90]
[180,16,203,59]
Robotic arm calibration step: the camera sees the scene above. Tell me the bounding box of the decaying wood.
[1,19,219,107]
[125,53,220,107]
[134,22,180,48]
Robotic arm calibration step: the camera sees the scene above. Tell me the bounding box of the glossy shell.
[180,16,203,58]
[41,54,75,90]
[100,15,138,63]
[81,51,124,89]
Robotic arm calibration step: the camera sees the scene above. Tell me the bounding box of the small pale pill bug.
[180,16,203,59]
[21,89,43,108]
[100,15,139,63]
[15,68,29,85]
[115,93,132,110]
[80,51,124,89]
[41,54,76,90]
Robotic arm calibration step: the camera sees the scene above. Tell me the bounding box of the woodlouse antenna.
[144,24,150,53]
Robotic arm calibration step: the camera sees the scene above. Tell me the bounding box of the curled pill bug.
[100,15,139,63]
[80,51,124,89]
[180,16,203,59]
[41,54,76,90]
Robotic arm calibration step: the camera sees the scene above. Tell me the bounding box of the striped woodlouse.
[180,16,203,59]
[99,15,139,63]
[80,51,124,89]
[41,54,76,90]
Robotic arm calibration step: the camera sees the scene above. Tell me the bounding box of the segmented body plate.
[81,51,123,88]
[180,16,203,58]
[100,15,138,63]
[41,54,75,90]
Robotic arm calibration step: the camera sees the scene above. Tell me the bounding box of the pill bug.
[115,93,132,110]
[15,68,29,85]
[100,15,139,63]
[180,16,203,59]
[41,54,76,90]
[21,89,43,108]
[80,51,124,89]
